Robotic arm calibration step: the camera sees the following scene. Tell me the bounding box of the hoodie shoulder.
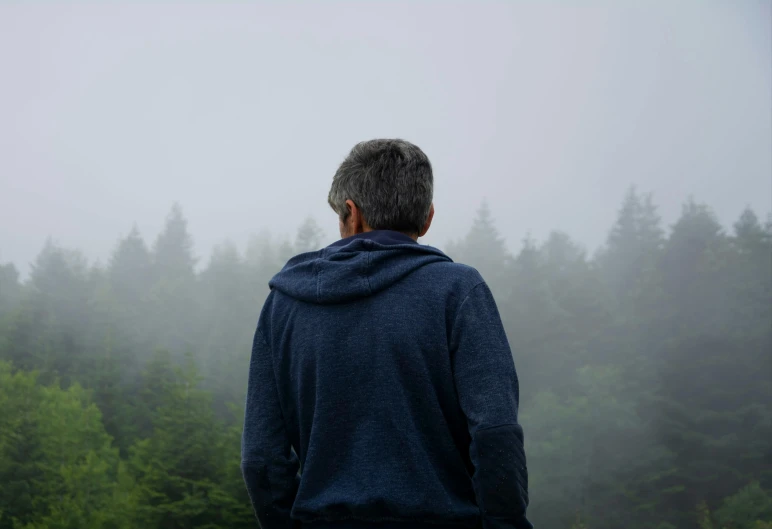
[422,260,486,297]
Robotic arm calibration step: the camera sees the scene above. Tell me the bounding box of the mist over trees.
[0,189,770,529]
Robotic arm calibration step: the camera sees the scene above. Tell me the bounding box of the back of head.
[327,139,434,237]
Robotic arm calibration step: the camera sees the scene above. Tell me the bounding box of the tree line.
[0,190,770,529]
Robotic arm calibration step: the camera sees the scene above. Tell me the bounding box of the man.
[242,139,531,529]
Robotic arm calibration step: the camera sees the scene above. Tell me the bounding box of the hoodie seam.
[451,280,487,332]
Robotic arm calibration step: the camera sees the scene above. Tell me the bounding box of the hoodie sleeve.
[241,326,300,529]
[450,281,532,529]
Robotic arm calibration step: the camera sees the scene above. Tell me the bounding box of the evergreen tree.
[0,263,20,356]
[152,204,196,282]
[3,241,93,381]
[0,361,138,529]
[131,350,179,441]
[129,353,253,528]
[598,187,667,368]
[198,241,256,411]
[730,207,772,339]
[0,262,20,317]
[110,225,153,311]
[447,200,511,293]
[503,237,562,401]
[698,482,772,529]
[276,237,296,268]
[148,204,200,356]
[602,187,664,302]
[539,232,613,384]
[522,365,667,529]
[245,230,284,294]
[504,233,613,400]
[648,202,771,526]
[662,199,729,334]
[295,216,325,254]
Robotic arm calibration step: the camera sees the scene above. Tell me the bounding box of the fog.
[1,3,770,274]
[1,3,771,529]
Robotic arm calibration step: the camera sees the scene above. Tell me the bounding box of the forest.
[0,188,770,529]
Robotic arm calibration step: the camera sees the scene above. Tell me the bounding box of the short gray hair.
[328,139,434,235]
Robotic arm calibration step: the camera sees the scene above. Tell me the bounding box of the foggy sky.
[1,2,770,275]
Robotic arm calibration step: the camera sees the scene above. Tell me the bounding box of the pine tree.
[0,263,20,316]
[699,482,772,529]
[110,225,153,308]
[132,350,179,441]
[504,237,562,400]
[129,353,253,528]
[646,201,770,526]
[276,237,296,268]
[600,187,666,325]
[730,207,772,339]
[0,263,20,357]
[522,365,659,529]
[597,190,669,447]
[295,216,325,254]
[538,231,613,385]
[505,233,612,400]
[148,204,200,356]
[662,199,729,334]
[245,231,283,292]
[198,241,256,411]
[4,241,93,382]
[713,482,772,529]
[0,361,138,529]
[447,200,511,293]
[152,204,196,282]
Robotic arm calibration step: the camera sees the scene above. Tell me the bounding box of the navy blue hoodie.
[241,231,531,529]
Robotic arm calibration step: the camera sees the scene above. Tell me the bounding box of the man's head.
[328,139,435,240]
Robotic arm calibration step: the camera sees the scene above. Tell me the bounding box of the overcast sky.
[1,2,770,274]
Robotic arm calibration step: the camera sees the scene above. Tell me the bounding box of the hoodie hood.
[269,231,453,304]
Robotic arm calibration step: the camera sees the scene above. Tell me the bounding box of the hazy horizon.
[2,2,770,275]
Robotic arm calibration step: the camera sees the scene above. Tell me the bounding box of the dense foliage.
[0,192,770,529]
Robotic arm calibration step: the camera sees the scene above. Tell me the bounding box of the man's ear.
[419,204,434,238]
[345,199,364,235]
